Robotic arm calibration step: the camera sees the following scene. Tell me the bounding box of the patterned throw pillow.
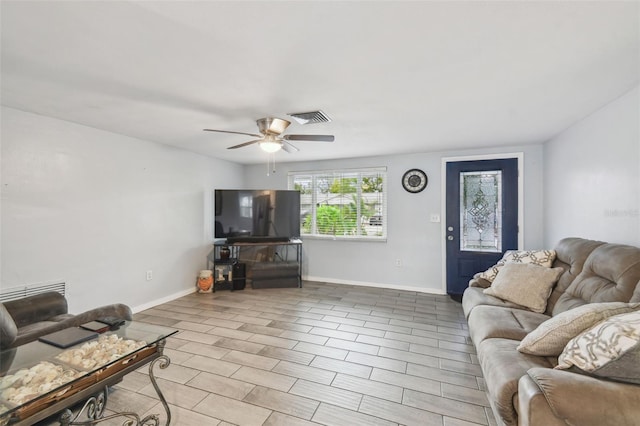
[518,302,640,356]
[479,250,557,282]
[484,263,564,313]
[556,311,640,384]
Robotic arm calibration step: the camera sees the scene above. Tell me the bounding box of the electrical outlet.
[395,259,402,267]
[430,214,441,223]
[146,270,153,281]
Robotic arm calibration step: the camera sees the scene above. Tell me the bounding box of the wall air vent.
[0,281,66,303]
[287,110,331,125]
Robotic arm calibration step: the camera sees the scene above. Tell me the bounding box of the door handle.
[447,235,454,241]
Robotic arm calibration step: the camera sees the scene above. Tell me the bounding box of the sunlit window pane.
[289,168,387,240]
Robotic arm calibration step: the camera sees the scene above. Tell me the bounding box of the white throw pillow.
[484,263,564,313]
[518,302,640,356]
[478,250,557,283]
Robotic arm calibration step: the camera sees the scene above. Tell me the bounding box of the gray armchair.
[0,292,132,349]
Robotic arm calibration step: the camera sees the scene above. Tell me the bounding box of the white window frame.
[288,167,387,242]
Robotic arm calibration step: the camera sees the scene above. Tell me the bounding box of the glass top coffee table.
[0,322,177,426]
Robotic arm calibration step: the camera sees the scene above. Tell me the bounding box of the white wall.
[544,86,640,247]
[243,144,544,294]
[1,107,243,312]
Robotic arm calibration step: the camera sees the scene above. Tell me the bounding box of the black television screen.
[214,189,301,242]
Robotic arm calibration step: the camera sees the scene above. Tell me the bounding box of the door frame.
[440,153,524,293]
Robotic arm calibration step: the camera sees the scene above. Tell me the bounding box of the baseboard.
[304,275,446,295]
[131,279,445,313]
[131,287,196,314]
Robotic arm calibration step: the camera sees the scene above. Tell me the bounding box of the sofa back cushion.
[3,292,68,328]
[552,243,640,316]
[545,237,606,314]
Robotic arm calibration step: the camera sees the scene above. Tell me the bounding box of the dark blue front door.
[446,158,519,298]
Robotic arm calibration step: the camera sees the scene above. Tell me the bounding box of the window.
[239,195,252,218]
[288,167,387,240]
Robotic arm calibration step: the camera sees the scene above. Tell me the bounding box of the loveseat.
[462,237,640,426]
[0,291,132,349]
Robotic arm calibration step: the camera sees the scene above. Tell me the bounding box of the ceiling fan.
[203,117,334,153]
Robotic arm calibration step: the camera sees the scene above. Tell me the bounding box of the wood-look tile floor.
[39,282,496,426]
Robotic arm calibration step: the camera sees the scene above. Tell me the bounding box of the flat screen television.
[214,189,301,243]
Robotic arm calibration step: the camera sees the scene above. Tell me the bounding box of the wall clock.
[402,169,428,193]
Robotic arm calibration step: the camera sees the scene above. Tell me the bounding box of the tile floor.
[40,282,496,426]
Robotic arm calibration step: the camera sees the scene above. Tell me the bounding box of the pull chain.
[266,154,277,176]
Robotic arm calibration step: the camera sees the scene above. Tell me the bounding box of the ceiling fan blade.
[282,141,300,153]
[204,129,262,138]
[227,139,263,149]
[283,134,335,142]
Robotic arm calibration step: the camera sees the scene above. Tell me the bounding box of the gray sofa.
[0,291,132,349]
[462,237,640,426]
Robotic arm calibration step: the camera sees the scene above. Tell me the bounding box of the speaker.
[232,263,246,290]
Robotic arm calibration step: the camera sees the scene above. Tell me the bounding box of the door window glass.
[459,170,502,252]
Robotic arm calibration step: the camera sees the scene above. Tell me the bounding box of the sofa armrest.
[67,303,133,325]
[0,304,19,348]
[3,292,68,328]
[519,367,640,426]
[518,372,568,426]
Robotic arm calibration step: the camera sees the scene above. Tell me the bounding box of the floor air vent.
[287,110,331,125]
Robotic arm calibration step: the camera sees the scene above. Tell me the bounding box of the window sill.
[301,235,387,243]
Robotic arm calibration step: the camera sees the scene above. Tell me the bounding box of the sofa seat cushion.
[12,320,75,348]
[468,305,549,346]
[49,314,76,322]
[478,338,555,426]
[462,287,524,319]
[18,321,61,335]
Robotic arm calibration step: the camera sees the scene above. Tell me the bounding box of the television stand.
[225,236,291,244]
[210,239,302,288]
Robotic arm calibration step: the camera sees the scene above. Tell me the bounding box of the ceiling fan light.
[259,141,282,153]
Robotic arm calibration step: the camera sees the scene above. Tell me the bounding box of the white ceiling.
[2,1,638,165]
